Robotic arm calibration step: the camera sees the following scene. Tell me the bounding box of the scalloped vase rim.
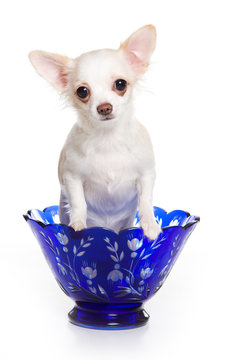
[23,205,200,235]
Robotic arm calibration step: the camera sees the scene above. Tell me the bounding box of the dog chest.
[79,146,138,213]
[83,147,137,188]
[61,129,142,202]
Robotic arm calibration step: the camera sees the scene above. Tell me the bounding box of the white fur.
[29,25,161,240]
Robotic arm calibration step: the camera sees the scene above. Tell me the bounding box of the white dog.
[29,25,161,240]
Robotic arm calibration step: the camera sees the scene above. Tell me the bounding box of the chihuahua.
[29,25,161,240]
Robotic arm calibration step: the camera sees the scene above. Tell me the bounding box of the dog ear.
[120,25,156,75]
[29,50,73,91]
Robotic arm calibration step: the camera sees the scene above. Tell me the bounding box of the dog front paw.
[69,221,86,232]
[141,220,162,241]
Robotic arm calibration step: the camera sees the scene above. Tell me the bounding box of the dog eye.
[76,86,89,99]
[114,79,127,92]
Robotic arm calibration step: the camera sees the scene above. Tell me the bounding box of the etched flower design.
[127,237,143,258]
[107,264,123,282]
[127,238,143,251]
[55,233,69,245]
[140,267,154,280]
[81,263,98,294]
[81,265,97,280]
[137,267,154,294]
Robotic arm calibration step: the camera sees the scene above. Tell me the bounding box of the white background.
[1,0,239,359]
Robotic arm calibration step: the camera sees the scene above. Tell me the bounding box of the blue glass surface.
[24,205,199,329]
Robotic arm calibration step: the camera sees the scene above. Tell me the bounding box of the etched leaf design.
[89,287,97,294]
[114,286,132,297]
[142,254,152,260]
[98,285,109,299]
[114,241,118,251]
[114,291,128,297]
[150,238,158,249]
[107,246,115,252]
[70,272,76,280]
[83,243,91,248]
[40,232,53,246]
[49,247,57,255]
[48,236,54,246]
[140,248,145,258]
[110,255,118,262]
[159,264,168,277]
[119,251,124,261]
[152,244,162,250]
[77,251,86,257]
[73,245,77,254]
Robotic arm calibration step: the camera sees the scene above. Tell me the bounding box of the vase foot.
[68,302,149,330]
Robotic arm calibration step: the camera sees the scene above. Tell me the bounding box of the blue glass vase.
[23,206,199,330]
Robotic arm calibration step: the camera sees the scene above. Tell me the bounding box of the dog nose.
[97,103,113,115]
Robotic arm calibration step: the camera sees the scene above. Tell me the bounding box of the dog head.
[29,25,156,128]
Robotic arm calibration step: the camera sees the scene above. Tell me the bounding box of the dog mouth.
[100,115,115,121]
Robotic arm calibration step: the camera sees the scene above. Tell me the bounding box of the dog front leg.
[62,173,87,232]
[137,172,161,240]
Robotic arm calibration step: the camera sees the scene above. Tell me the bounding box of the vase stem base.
[68,302,149,330]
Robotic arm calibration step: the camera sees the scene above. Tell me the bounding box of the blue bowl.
[23,206,199,330]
